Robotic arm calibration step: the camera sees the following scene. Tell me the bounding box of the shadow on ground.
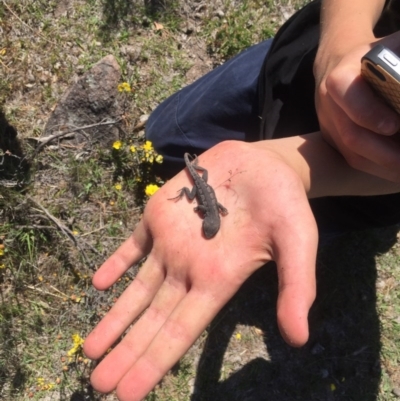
[191,226,398,401]
[0,109,29,184]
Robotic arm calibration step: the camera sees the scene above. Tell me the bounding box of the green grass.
[202,0,278,60]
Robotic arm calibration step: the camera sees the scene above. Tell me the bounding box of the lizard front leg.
[168,186,197,201]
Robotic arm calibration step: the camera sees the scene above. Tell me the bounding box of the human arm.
[83,133,400,401]
[314,0,400,181]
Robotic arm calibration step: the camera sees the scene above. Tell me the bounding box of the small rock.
[139,114,149,123]
[392,387,400,397]
[215,10,225,18]
[376,280,386,289]
[120,45,141,62]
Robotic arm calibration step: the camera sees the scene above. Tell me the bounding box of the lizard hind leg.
[167,188,186,201]
[194,205,207,216]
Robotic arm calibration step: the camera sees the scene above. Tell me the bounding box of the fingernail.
[378,119,399,135]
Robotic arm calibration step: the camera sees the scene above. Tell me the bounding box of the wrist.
[254,133,400,199]
[315,0,385,81]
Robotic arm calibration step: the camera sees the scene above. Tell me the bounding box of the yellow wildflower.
[142,140,153,151]
[235,332,242,340]
[0,248,4,256]
[330,383,336,392]
[155,154,163,163]
[117,82,131,92]
[129,145,136,153]
[72,333,84,345]
[114,183,122,191]
[67,333,84,357]
[36,377,56,391]
[0,264,5,269]
[112,140,123,150]
[145,184,160,196]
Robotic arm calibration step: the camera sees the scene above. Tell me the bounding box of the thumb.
[273,212,318,347]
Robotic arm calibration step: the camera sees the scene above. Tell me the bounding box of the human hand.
[314,31,400,181]
[83,140,318,401]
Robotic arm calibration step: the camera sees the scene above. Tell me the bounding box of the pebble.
[139,114,149,123]
[392,387,400,397]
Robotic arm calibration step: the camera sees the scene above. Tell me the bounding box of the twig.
[25,285,65,300]
[79,225,109,237]
[27,119,121,160]
[26,196,101,268]
[48,284,69,298]
[28,197,77,243]
[0,179,19,188]
[15,225,56,230]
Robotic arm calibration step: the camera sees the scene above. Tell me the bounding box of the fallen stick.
[27,119,121,161]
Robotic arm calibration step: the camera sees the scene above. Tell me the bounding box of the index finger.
[93,220,152,290]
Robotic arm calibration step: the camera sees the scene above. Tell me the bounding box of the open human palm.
[83,141,318,401]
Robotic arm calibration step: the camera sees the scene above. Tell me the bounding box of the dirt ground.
[1,1,400,400]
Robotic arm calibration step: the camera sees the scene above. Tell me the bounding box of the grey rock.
[44,55,122,147]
